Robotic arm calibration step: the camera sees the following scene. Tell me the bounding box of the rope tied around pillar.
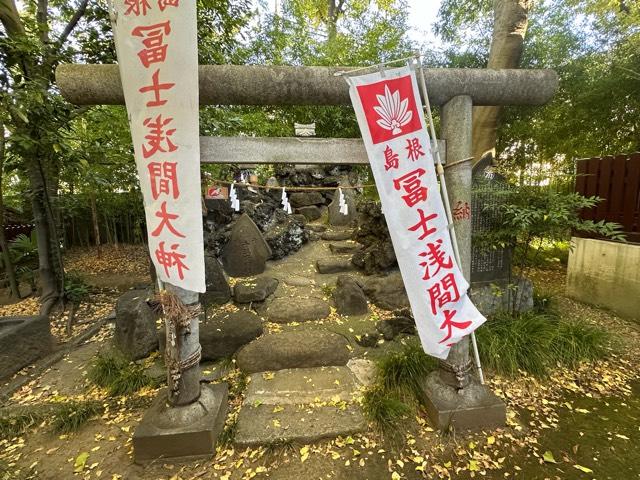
[154,290,202,397]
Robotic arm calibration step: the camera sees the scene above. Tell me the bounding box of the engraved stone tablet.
[221,214,272,277]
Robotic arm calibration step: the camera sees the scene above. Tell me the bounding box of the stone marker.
[114,289,159,360]
[200,255,231,306]
[0,316,52,380]
[328,187,356,226]
[220,214,272,277]
[362,272,410,310]
[261,296,330,323]
[236,330,350,373]
[316,258,355,274]
[200,310,264,361]
[233,276,279,303]
[333,275,368,316]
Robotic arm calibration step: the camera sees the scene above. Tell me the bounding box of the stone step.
[329,242,361,254]
[260,296,330,323]
[316,258,355,274]
[236,330,350,373]
[321,230,353,241]
[234,366,366,447]
[234,403,365,447]
[243,366,361,406]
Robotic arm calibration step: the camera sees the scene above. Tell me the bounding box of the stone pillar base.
[133,383,228,464]
[420,371,505,432]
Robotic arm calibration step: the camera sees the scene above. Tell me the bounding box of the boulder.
[234,277,279,304]
[316,258,356,274]
[261,296,330,323]
[0,316,52,380]
[236,331,350,373]
[200,255,231,306]
[362,272,410,310]
[290,192,325,208]
[328,187,357,226]
[375,316,416,340]
[333,275,368,316]
[296,206,322,222]
[263,212,309,260]
[114,289,159,360]
[220,214,272,277]
[200,310,263,361]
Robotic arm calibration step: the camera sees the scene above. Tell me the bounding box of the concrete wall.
[567,237,640,322]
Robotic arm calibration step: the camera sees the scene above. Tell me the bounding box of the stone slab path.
[234,366,366,447]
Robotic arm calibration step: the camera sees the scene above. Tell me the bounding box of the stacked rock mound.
[351,200,397,274]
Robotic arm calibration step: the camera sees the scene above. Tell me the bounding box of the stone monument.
[220,214,272,277]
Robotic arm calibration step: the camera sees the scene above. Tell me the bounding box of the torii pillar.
[56,64,558,435]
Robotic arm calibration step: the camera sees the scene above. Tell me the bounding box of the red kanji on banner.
[131,21,171,68]
[408,208,438,240]
[151,201,185,238]
[428,272,460,315]
[148,162,179,200]
[139,69,175,108]
[393,168,428,207]
[405,137,425,161]
[383,145,399,171]
[418,239,453,280]
[438,309,472,344]
[155,241,189,280]
[157,0,179,10]
[356,75,422,144]
[125,0,151,16]
[142,115,177,158]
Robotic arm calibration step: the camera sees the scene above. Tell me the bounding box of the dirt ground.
[1,242,639,480]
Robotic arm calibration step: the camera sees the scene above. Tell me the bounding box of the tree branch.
[57,0,89,48]
[0,0,25,38]
[37,0,49,43]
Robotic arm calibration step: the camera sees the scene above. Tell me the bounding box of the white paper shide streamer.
[338,188,349,216]
[229,182,240,212]
[281,187,292,214]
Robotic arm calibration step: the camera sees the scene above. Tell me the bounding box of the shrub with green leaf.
[64,272,90,334]
[88,352,155,396]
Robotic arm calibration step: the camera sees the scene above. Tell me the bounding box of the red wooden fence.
[575,153,640,243]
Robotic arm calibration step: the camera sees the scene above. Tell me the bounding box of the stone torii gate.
[56,63,558,461]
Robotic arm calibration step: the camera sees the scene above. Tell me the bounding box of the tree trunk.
[89,191,101,252]
[0,127,20,298]
[472,0,532,163]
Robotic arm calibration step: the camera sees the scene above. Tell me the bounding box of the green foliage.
[361,384,412,438]
[0,408,45,440]
[377,341,438,395]
[50,400,102,434]
[88,352,155,396]
[475,311,611,377]
[63,272,89,304]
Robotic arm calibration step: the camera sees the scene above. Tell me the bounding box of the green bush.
[50,401,102,434]
[377,341,438,395]
[476,311,611,377]
[88,352,155,396]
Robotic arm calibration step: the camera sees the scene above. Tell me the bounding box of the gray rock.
[329,241,361,254]
[200,255,231,306]
[333,275,368,316]
[290,192,325,208]
[307,224,327,233]
[351,200,397,274]
[356,333,379,348]
[297,205,322,221]
[376,316,416,340]
[321,230,353,241]
[261,296,330,323]
[316,258,356,274]
[470,277,534,316]
[328,187,357,226]
[114,289,159,360]
[0,316,52,380]
[233,277,279,304]
[221,214,272,277]
[236,330,350,373]
[362,272,410,310]
[200,310,263,361]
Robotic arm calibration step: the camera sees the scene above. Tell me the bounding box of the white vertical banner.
[110,0,205,292]
[347,66,485,359]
